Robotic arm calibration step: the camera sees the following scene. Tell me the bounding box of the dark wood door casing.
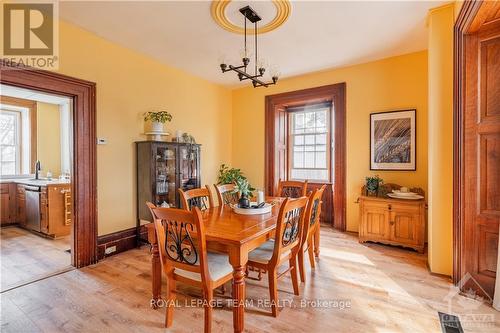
[265,83,346,230]
[0,61,97,268]
[454,1,500,297]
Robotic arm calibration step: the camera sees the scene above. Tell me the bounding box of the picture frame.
[370,109,416,171]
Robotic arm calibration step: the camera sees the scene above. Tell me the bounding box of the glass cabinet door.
[179,145,199,192]
[155,145,177,207]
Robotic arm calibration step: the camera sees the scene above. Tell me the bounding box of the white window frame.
[287,105,332,183]
[0,109,22,175]
[0,104,31,177]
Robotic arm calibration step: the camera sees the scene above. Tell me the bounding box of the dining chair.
[214,183,239,206]
[150,205,233,332]
[277,179,308,198]
[179,186,214,211]
[246,196,308,317]
[298,185,326,283]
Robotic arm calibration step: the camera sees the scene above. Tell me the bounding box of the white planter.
[151,121,164,133]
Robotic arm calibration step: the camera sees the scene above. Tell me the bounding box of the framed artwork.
[370,109,416,171]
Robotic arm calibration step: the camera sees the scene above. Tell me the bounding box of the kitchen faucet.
[35,160,41,180]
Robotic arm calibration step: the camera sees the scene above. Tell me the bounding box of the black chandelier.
[219,6,279,88]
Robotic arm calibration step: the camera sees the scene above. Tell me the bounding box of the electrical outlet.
[105,245,116,255]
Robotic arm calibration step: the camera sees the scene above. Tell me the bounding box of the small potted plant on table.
[233,178,255,209]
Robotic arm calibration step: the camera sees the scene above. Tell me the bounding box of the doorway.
[1,88,74,291]
[0,62,97,270]
[454,2,500,298]
[265,83,346,230]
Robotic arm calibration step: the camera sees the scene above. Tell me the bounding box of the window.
[288,104,331,182]
[0,110,21,175]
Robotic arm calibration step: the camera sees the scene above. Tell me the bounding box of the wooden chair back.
[179,186,214,211]
[277,179,308,198]
[146,201,157,220]
[214,183,239,206]
[272,196,308,263]
[301,185,326,247]
[151,206,211,281]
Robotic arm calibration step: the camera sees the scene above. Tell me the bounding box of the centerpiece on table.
[232,178,273,215]
[216,164,271,215]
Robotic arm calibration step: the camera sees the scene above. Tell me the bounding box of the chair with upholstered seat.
[214,183,239,206]
[179,186,214,211]
[246,196,308,317]
[298,185,326,283]
[150,205,233,333]
[277,179,308,198]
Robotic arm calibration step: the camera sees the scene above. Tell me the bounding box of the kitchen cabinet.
[44,184,72,237]
[1,183,17,225]
[17,185,26,227]
[9,182,71,238]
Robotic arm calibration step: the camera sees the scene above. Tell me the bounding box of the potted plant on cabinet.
[365,175,383,196]
[144,110,172,133]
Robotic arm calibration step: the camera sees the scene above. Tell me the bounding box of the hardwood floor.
[1,228,499,332]
[1,226,71,292]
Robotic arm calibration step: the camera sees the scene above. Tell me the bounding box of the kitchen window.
[0,110,21,175]
[288,104,331,182]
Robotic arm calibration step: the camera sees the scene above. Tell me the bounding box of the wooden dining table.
[146,197,286,333]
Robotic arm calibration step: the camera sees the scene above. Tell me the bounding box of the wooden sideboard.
[358,191,425,253]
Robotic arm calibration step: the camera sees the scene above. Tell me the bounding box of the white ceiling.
[0,84,71,105]
[59,1,440,87]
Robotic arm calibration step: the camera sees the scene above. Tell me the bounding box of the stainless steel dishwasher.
[25,185,42,232]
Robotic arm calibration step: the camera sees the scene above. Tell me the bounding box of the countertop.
[0,178,71,187]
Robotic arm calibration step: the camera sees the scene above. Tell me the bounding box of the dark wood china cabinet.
[136,141,201,227]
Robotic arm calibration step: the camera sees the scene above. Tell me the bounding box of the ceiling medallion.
[211,0,291,34]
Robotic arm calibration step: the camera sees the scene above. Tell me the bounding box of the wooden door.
[390,209,419,245]
[462,14,500,298]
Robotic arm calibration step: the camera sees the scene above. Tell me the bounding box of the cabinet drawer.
[390,202,422,214]
[363,200,392,211]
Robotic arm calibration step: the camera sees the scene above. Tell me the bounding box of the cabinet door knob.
[390,221,395,225]
[388,204,392,210]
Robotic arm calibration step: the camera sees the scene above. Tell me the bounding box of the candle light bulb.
[269,65,281,79]
[257,58,268,69]
[239,48,253,61]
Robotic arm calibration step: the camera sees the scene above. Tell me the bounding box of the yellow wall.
[427,3,454,276]
[56,21,232,235]
[36,102,61,176]
[232,51,428,232]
